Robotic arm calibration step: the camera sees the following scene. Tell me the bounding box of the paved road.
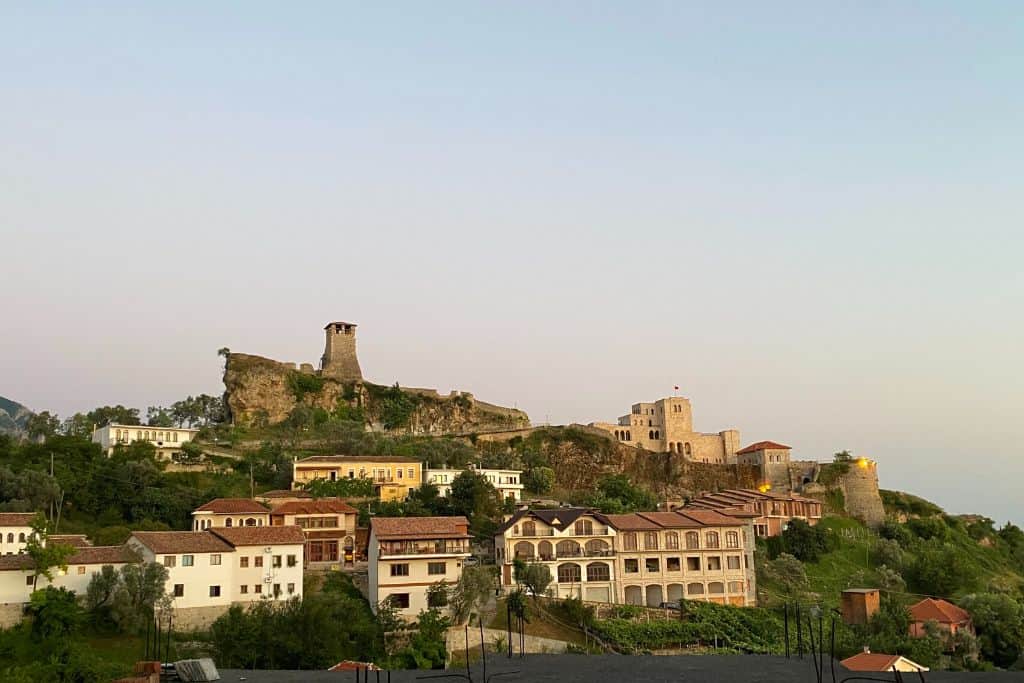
[220,654,1024,682]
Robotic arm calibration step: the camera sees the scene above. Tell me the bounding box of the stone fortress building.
[320,321,363,382]
[590,396,740,464]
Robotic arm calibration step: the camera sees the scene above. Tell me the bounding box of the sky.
[2,3,1021,524]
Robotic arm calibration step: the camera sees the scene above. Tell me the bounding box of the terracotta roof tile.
[840,653,901,672]
[210,526,306,547]
[193,498,270,514]
[271,499,359,516]
[909,598,971,624]
[371,516,471,540]
[0,555,33,570]
[735,441,792,455]
[296,455,419,464]
[68,545,138,565]
[0,513,38,526]
[602,514,662,531]
[674,508,745,527]
[49,534,92,547]
[130,531,234,554]
[257,489,312,500]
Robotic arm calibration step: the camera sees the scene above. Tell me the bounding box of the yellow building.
[292,455,422,502]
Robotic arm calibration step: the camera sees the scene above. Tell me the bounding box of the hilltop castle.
[320,321,363,382]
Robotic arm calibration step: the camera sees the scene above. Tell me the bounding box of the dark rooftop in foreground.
[221,654,1024,682]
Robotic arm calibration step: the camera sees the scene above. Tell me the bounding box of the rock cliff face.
[222,353,529,434]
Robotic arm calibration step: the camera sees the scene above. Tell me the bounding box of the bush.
[287,372,325,400]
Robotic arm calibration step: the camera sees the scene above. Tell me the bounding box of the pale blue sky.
[2,3,1022,524]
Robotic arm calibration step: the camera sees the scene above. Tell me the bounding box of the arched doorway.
[645,584,664,607]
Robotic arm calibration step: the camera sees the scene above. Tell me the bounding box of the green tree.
[760,553,809,603]
[25,411,61,441]
[449,566,495,623]
[961,592,1024,668]
[25,514,75,590]
[517,562,552,599]
[112,561,169,633]
[146,406,175,427]
[26,586,83,640]
[84,564,121,628]
[303,476,375,499]
[779,518,833,562]
[584,475,656,513]
[524,466,555,494]
[449,471,501,537]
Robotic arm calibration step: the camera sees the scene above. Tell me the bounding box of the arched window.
[614,430,620,440]
[136,431,142,440]
[586,562,610,582]
[574,519,593,535]
[538,540,553,560]
[556,540,580,558]
[625,431,631,441]
[225,518,233,527]
[513,541,534,559]
[669,443,676,453]
[245,518,257,527]
[685,531,699,549]
[684,443,692,456]
[708,581,725,594]
[687,583,705,596]
[18,533,26,542]
[522,521,536,536]
[643,532,658,550]
[665,532,679,550]
[585,539,609,556]
[557,563,581,583]
[649,430,655,440]
[705,531,720,549]
[622,532,638,551]
[6,533,12,543]
[654,430,660,439]
[173,432,178,442]
[726,531,739,549]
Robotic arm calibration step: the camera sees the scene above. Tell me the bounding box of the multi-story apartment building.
[605,509,755,607]
[368,516,471,618]
[292,455,422,501]
[91,424,199,460]
[191,498,271,530]
[683,488,822,537]
[425,464,524,502]
[589,396,740,463]
[495,507,756,607]
[269,498,359,567]
[0,513,37,555]
[127,526,305,628]
[494,508,617,603]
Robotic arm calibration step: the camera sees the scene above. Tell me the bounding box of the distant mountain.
[0,396,33,436]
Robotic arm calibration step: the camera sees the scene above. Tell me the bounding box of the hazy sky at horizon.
[2,3,1022,524]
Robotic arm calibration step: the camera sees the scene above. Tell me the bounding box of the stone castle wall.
[837,461,886,527]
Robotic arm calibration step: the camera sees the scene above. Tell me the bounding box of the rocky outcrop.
[222,353,529,434]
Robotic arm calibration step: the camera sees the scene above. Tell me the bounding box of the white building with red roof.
[191,498,271,530]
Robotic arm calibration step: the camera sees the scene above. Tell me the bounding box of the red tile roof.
[909,598,971,625]
[271,499,358,516]
[130,531,234,554]
[603,509,743,532]
[0,555,33,570]
[371,516,470,540]
[840,653,902,672]
[736,441,792,455]
[210,526,306,547]
[68,545,138,565]
[193,498,270,514]
[49,534,92,547]
[257,489,312,500]
[296,455,419,464]
[673,509,746,527]
[602,514,661,531]
[0,513,38,526]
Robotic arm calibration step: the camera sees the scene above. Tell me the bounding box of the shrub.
[287,372,325,400]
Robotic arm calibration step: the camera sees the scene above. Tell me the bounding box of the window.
[273,583,281,597]
[173,584,184,597]
[211,554,221,566]
[286,555,297,567]
[209,586,221,597]
[77,566,86,575]
[390,564,410,577]
[726,531,739,549]
[557,563,581,583]
[287,583,295,594]
[707,557,722,571]
[428,562,446,576]
[173,432,178,442]
[163,556,176,568]
[624,559,639,574]
[685,532,699,549]
[687,582,705,596]
[729,581,745,594]
[254,556,263,568]
[408,468,415,479]
[708,582,725,594]
[25,575,34,586]
[705,532,720,549]
[586,562,610,582]
[182,555,194,567]
[254,585,262,594]
[397,469,403,479]
[240,585,248,594]
[574,519,593,535]
[522,521,536,536]
[240,557,249,568]
[666,557,681,572]
[622,533,638,551]
[645,558,660,573]
[686,557,701,571]
[727,555,741,570]
[665,532,679,550]
[225,518,233,527]
[643,532,658,550]
[272,555,282,568]
[388,593,410,609]
[18,533,25,542]
[6,533,12,543]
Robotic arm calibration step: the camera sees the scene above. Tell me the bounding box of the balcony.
[379,542,469,558]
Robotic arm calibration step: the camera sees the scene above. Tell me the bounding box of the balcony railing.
[379,543,468,557]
